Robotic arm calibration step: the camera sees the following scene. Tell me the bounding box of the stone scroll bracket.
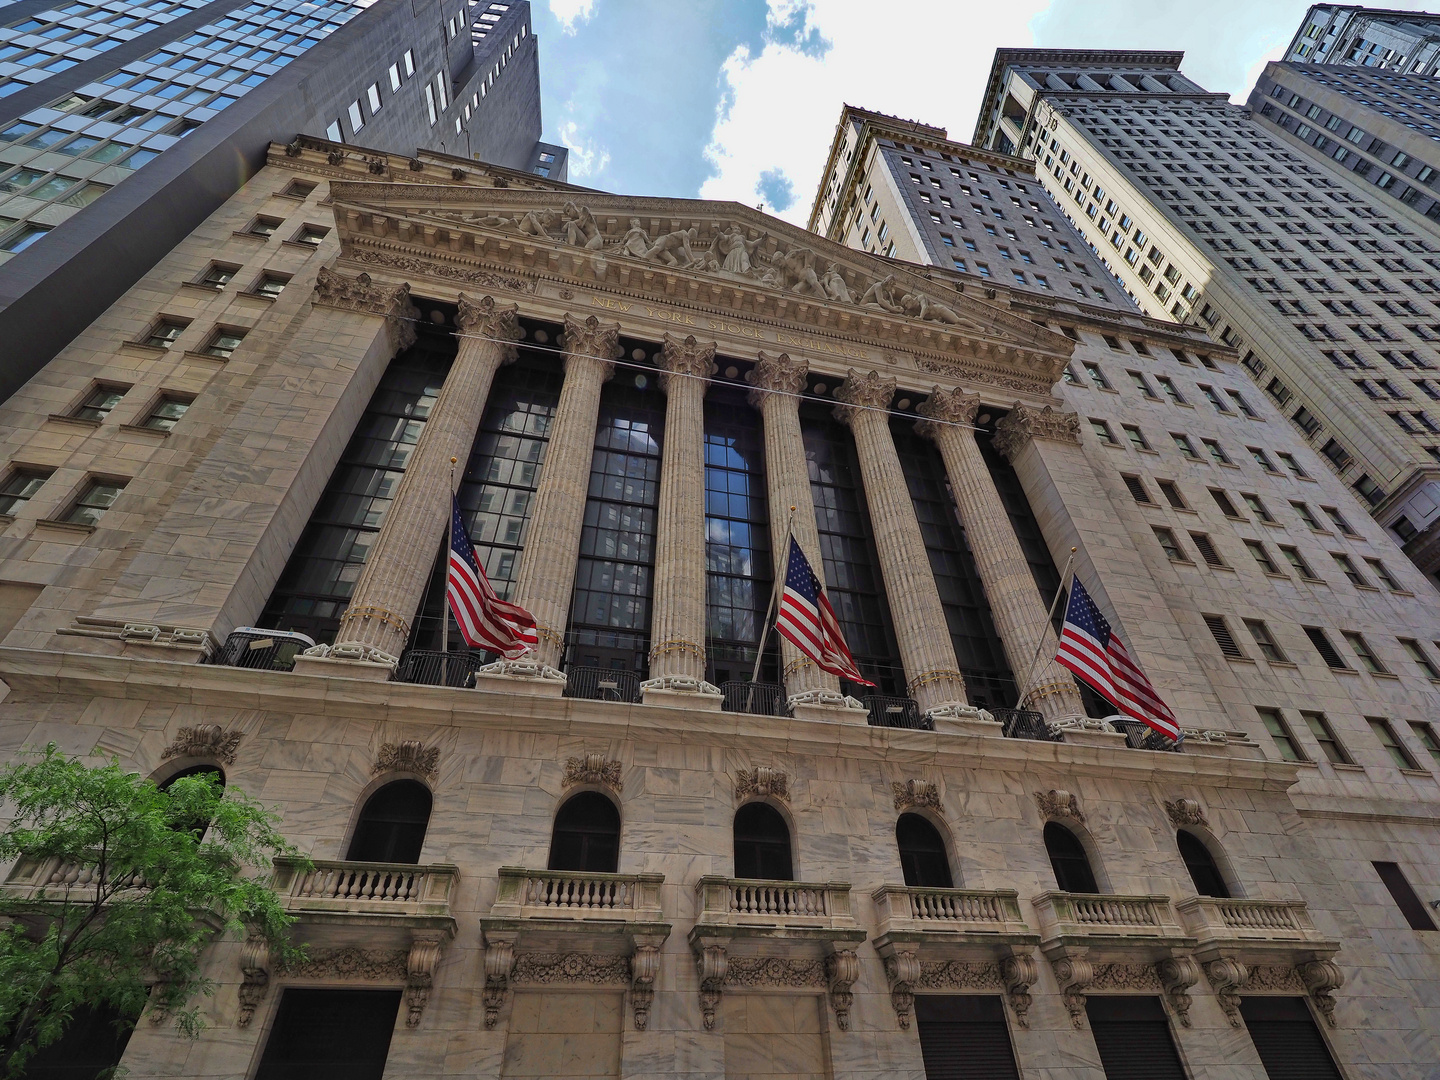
[999,952,1038,1029]
[1202,957,1342,1028]
[1158,956,1201,1028]
[878,948,1035,1031]
[826,948,860,1032]
[482,936,516,1030]
[1203,958,1249,1027]
[1050,956,1094,1029]
[882,950,921,1030]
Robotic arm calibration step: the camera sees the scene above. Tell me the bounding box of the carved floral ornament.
[161,724,242,765]
[562,753,623,792]
[1035,788,1085,825]
[734,766,788,803]
[373,740,440,781]
[481,943,661,1031]
[892,779,941,812]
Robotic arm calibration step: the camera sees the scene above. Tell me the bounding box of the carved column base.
[641,677,723,710]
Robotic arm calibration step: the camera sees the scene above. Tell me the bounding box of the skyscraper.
[808,105,1132,308]
[0,0,563,402]
[974,48,1440,586]
[1282,4,1440,70]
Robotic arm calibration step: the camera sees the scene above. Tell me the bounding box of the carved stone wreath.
[1034,788,1085,824]
[1164,798,1208,828]
[916,960,1001,990]
[563,754,623,792]
[373,740,440,781]
[511,952,632,986]
[724,956,827,988]
[161,724,242,765]
[735,767,788,802]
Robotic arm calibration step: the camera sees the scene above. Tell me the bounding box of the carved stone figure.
[901,291,965,326]
[643,226,699,267]
[717,225,763,274]
[859,274,905,313]
[779,247,827,297]
[619,218,652,259]
[515,208,559,240]
[820,264,852,303]
[562,202,604,252]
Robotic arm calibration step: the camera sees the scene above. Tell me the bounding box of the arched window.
[1177,830,1230,898]
[159,764,225,840]
[734,803,793,881]
[1044,822,1100,894]
[896,813,953,889]
[548,791,621,874]
[346,780,432,864]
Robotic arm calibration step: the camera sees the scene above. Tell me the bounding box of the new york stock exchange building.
[0,135,1437,1080]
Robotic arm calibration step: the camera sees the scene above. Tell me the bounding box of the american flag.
[775,537,875,686]
[1055,576,1181,740]
[446,495,537,658]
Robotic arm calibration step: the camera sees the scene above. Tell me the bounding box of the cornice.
[0,648,1305,793]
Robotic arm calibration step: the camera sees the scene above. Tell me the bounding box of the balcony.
[272,857,457,939]
[870,886,1041,1029]
[687,877,868,1032]
[480,868,672,1032]
[3,855,150,901]
[719,680,785,716]
[864,694,931,730]
[1033,891,1192,952]
[213,627,315,671]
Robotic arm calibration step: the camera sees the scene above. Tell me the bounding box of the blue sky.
[531,0,1436,225]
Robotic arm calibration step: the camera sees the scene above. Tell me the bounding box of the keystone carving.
[1035,788,1085,825]
[657,333,717,392]
[1203,958,1249,1027]
[746,351,808,408]
[735,766,788,802]
[1158,956,1201,1027]
[1164,798,1208,828]
[1000,953,1038,1028]
[562,753,623,792]
[161,724,242,766]
[373,740,440,781]
[992,403,1081,461]
[832,369,896,423]
[892,779,941,812]
[826,949,861,1031]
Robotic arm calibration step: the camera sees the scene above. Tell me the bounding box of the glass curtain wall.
[703,384,777,687]
[564,367,665,674]
[892,420,1017,710]
[800,403,905,695]
[408,327,564,652]
[259,315,452,642]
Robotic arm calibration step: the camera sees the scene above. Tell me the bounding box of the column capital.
[992,402,1080,460]
[832,369,895,426]
[314,267,420,351]
[915,385,980,442]
[560,313,621,363]
[455,292,523,346]
[746,351,808,409]
[657,333,716,394]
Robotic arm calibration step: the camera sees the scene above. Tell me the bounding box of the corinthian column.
[509,314,619,669]
[917,387,1083,720]
[641,333,722,706]
[747,353,863,719]
[321,294,520,668]
[832,370,977,721]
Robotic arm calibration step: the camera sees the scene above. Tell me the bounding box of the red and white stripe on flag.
[447,551,537,658]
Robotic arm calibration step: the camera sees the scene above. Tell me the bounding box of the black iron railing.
[563,666,642,704]
[1113,718,1181,752]
[213,628,315,672]
[719,681,785,716]
[864,694,931,730]
[395,649,487,687]
[995,707,1062,742]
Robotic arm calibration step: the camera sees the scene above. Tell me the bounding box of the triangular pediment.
[325,182,1075,385]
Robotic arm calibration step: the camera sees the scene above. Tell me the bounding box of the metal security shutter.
[255,988,402,1080]
[1240,997,1343,1080]
[915,995,1020,1080]
[1086,996,1187,1080]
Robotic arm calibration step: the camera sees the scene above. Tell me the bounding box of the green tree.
[0,745,304,1077]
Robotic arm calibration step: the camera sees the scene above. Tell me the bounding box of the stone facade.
[0,138,1436,1079]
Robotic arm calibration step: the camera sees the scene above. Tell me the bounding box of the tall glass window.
[801,404,904,695]
[259,320,451,642]
[565,371,665,674]
[892,420,1016,710]
[409,333,563,651]
[704,386,776,686]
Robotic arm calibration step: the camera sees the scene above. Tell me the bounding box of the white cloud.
[558,120,611,179]
[548,0,596,35]
[1234,40,1287,104]
[699,0,1050,225]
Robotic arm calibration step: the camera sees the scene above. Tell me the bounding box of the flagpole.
[1017,546,1077,710]
[748,506,797,701]
[442,456,456,687]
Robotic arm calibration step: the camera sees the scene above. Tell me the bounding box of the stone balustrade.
[3,855,147,895]
[871,885,1033,937]
[1176,895,1332,950]
[1032,890,1192,947]
[694,875,859,932]
[272,857,457,920]
[487,866,665,923]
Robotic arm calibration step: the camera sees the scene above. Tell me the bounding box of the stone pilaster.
[917,387,1083,720]
[832,370,975,720]
[312,266,420,357]
[509,314,619,669]
[642,333,721,705]
[320,294,520,667]
[747,353,861,718]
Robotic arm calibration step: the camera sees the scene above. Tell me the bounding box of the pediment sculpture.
[440,203,992,334]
